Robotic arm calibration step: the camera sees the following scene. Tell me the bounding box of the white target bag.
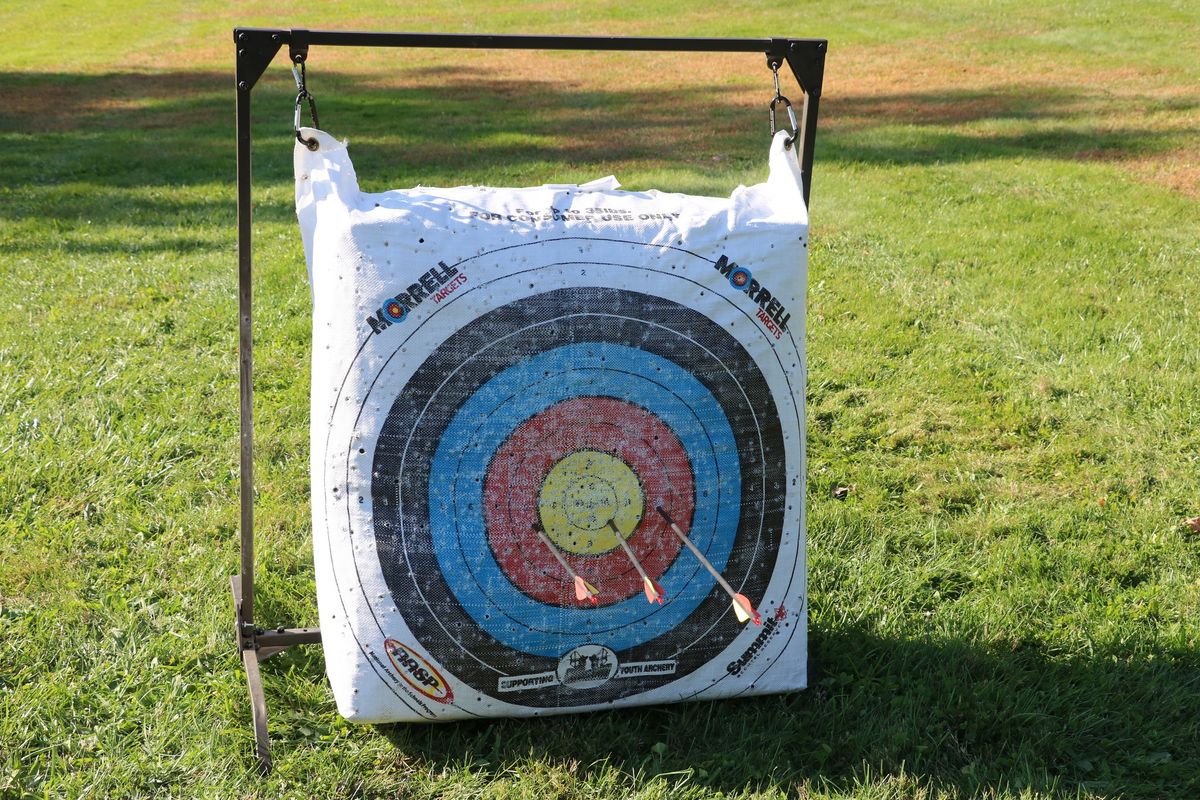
[295,126,808,722]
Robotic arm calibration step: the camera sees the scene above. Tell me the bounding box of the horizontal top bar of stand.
[235,28,825,53]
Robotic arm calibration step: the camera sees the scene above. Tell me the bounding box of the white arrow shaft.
[533,527,579,580]
[666,520,739,600]
[608,521,651,581]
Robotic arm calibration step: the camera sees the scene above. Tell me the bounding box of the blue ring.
[428,342,741,657]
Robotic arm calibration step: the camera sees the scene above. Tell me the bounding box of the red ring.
[483,397,694,606]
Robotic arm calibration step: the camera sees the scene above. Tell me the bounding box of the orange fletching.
[643,577,666,605]
[733,594,762,625]
[574,576,600,605]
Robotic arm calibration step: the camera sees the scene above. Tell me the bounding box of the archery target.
[296,127,809,723]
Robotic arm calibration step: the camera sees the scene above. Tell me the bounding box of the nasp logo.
[384,639,454,704]
[556,644,618,690]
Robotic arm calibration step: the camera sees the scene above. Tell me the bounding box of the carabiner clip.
[291,60,320,151]
[768,62,799,149]
[769,95,799,148]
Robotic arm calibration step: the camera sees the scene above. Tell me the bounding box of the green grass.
[2,1,1200,797]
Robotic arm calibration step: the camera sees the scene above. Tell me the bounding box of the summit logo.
[726,605,789,676]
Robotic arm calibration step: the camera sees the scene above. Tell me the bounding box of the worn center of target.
[538,450,644,555]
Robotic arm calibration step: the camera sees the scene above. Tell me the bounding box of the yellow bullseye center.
[538,450,644,555]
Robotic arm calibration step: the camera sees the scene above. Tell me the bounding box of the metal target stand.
[231,26,827,772]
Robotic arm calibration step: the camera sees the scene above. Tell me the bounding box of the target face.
[299,132,808,722]
[364,285,784,706]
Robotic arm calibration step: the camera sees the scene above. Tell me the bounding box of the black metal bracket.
[234,30,282,92]
[288,28,310,67]
[787,39,827,97]
[232,26,827,774]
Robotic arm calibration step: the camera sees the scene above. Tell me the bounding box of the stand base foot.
[242,642,272,773]
[231,575,322,773]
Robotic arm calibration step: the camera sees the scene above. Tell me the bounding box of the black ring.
[370,287,785,708]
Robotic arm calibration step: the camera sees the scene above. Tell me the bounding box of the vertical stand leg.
[783,40,826,207]
[236,54,256,640]
[232,35,323,773]
[796,92,821,207]
[234,61,274,777]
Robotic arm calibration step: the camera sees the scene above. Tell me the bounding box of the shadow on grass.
[365,624,1197,798]
[1,71,1195,221]
[252,603,1198,797]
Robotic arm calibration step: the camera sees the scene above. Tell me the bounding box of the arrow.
[656,506,762,625]
[532,523,599,605]
[606,519,665,604]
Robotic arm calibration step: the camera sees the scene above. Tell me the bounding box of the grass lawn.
[2,1,1199,797]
